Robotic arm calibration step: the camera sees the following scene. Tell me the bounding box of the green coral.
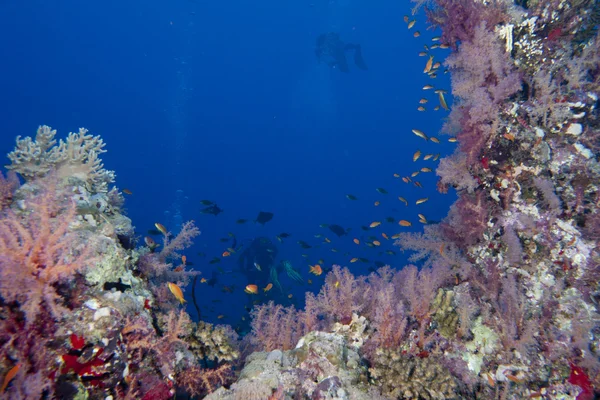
[369,348,460,400]
[431,289,459,338]
[189,321,240,362]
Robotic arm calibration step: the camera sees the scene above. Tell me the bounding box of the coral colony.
[0,0,599,399]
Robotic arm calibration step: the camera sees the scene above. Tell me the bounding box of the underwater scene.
[0,0,599,398]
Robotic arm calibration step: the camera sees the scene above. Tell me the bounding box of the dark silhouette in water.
[238,237,304,293]
[315,32,368,73]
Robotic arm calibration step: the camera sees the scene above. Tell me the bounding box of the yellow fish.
[155,223,168,236]
[350,257,359,263]
[413,150,421,162]
[424,55,434,73]
[412,129,428,141]
[245,284,259,294]
[167,282,186,304]
[263,283,273,292]
[369,221,381,228]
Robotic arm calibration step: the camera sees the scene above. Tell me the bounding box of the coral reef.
[0,126,237,399]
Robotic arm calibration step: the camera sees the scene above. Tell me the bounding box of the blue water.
[0,0,456,326]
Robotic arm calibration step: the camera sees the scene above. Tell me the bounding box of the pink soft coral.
[0,178,94,324]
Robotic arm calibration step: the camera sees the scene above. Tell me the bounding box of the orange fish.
[288,294,293,299]
[217,315,225,319]
[123,189,133,195]
[0,364,20,393]
[424,55,434,73]
[222,251,231,257]
[399,220,412,227]
[372,240,381,246]
[181,255,187,264]
[353,238,360,245]
[374,201,380,206]
[350,257,358,263]
[244,284,258,294]
[382,233,389,240]
[200,278,207,283]
[369,221,381,228]
[167,282,186,304]
[263,283,273,292]
[309,264,323,276]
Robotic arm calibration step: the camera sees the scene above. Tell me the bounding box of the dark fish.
[346,194,358,200]
[236,219,248,224]
[209,257,221,264]
[207,271,218,287]
[219,238,229,242]
[197,252,206,257]
[255,211,274,225]
[201,204,223,216]
[359,257,370,263]
[279,232,291,238]
[103,279,131,292]
[329,224,348,237]
[147,229,162,236]
[298,240,312,249]
[385,217,395,223]
[376,188,388,194]
[361,226,370,231]
[200,200,214,205]
[374,261,386,268]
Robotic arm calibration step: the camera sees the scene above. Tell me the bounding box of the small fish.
[308,279,313,284]
[418,213,427,221]
[123,188,133,195]
[167,282,186,304]
[374,201,380,206]
[181,255,187,264]
[391,234,401,239]
[254,262,262,271]
[393,173,400,178]
[423,84,434,90]
[435,90,449,110]
[309,264,323,276]
[376,187,388,194]
[255,211,274,225]
[222,251,231,257]
[298,240,312,249]
[432,61,441,69]
[381,233,389,240]
[423,154,434,160]
[144,236,159,250]
[200,204,224,216]
[417,106,426,111]
[399,220,412,227]
[421,167,432,173]
[288,294,293,299]
[419,98,428,104]
[209,257,221,264]
[503,133,515,141]
[398,197,408,206]
[199,200,214,205]
[413,31,421,37]
[372,240,381,246]
[1,364,20,393]
[414,181,423,188]
[263,283,273,292]
[319,223,329,228]
[430,43,440,49]
[418,51,428,56]
[217,315,225,319]
[334,281,340,288]
[350,257,359,263]
[369,221,381,228]
[244,284,258,294]
[407,19,416,29]
[236,218,248,224]
[423,44,429,51]
[424,55,434,73]
[324,237,331,243]
[412,129,428,140]
[402,177,411,183]
[413,150,421,162]
[200,278,207,283]
[331,248,338,253]
[385,250,396,255]
[385,217,395,223]
[155,223,168,236]
[411,171,420,177]
[403,15,409,23]
[429,137,440,144]
[434,105,440,111]
[353,238,360,245]
[416,197,429,205]
[440,43,449,49]
[329,224,348,237]
[433,153,440,161]
[346,194,358,200]
[432,36,441,41]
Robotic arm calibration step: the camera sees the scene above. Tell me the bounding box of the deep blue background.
[0,0,456,326]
